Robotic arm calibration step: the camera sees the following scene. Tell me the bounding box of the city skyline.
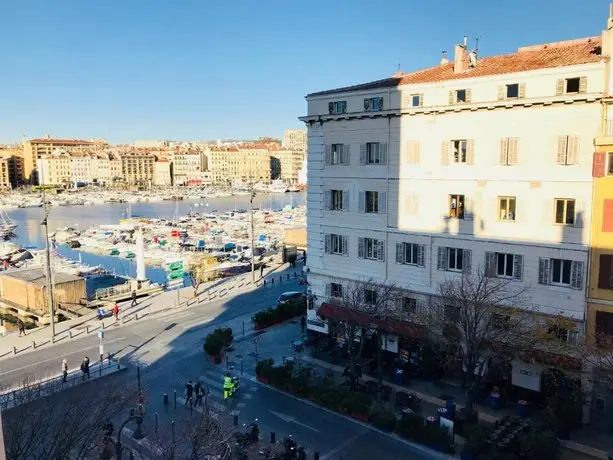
[1,0,608,144]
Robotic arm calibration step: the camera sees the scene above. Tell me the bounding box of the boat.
[0,212,17,234]
[269,180,288,194]
[287,185,301,193]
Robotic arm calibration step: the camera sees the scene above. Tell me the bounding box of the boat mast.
[41,180,56,338]
[250,189,256,285]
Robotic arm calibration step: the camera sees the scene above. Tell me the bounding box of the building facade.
[121,154,155,186]
[37,152,72,185]
[153,160,172,186]
[0,149,24,188]
[283,129,307,151]
[172,153,202,186]
[271,149,305,184]
[208,147,271,185]
[71,154,93,184]
[301,35,605,394]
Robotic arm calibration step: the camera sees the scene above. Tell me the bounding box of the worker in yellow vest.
[223,372,233,400]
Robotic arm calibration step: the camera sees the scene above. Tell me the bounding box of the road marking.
[270,410,320,432]
[320,432,365,460]
[0,337,127,377]
[237,402,246,408]
[242,394,252,400]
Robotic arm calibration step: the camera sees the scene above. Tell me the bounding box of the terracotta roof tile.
[29,139,97,145]
[307,37,602,97]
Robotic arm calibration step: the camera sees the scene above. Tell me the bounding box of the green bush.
[256,359,274,378]
[518,431,560,460]
[341,391,372,415]
[395,414,454,454]
[252,298,306,328]
[269,363,294,389]
[369,407,396,432]
[203,333,224,357]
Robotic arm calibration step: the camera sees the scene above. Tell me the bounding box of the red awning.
[317,303,425,340]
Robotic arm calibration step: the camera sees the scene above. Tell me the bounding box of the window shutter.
[342,236,349,256]
[437,247,448,270]
[324,145,331,166]
[417,245,425,267]
[485,252,496,277]
[579,77,587,94]
[324,234,331,253]
[464,198,474,220]
[358,237,365,259]
[574,200,584,227]
[325,283,332,297]
[538,258,550,285]
[377,240,386,262]
[378,192,387,214]
[358,191,365,213]
[418,93,424,107]
[413,142,421,164]
[567,136,579,165]
[513,255,523,281]
[413,194,419,215]
[380,143,388,165]
[466,139,475,165]
[441,141,450,166]
[328,102,334,114]
[404,194,413,216]
[462,249,472,274]
[396,243,404,264]
[508,138,518,165]
[342,189,349,211]
[359,144,366,165]
[599,255,613,289]
[448,90,455,105]
[556,136,568,165]
[324,190,331,210]
[364,99,371,111]
[593,152,606,178]
[497,86,505,100]
[555,79,565,96]
[518,83,526,99]
[571,261,584,290]
[342,144,350,165]
[465,89,472,103]
[500,138,509,165]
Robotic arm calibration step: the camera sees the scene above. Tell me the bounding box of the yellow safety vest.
[224,376,233,388]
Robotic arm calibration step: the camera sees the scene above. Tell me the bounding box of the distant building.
[172,153,202,186]
[71,153,93,184]
[37,151,72,186]
[0,148,24,188]
[153,160,172,186]
[282,129,307,151]
[208,147,271,185]
[134,140,169,149]
[271,149,305,184]
[121,154,155,186]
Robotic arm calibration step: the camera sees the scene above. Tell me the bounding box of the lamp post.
[115,415,145,458]
[41,179,56,339]
[250,190,256,285]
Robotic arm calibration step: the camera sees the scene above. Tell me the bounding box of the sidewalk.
[0,262,303,361]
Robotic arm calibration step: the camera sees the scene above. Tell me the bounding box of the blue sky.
[0,0,609,144]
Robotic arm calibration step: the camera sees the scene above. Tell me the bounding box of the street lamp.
[250,190,256,285]
[115,415,145,458]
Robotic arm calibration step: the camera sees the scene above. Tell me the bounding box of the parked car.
[277,291,304,306]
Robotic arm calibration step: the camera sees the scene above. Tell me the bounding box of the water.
[5,192,306,287]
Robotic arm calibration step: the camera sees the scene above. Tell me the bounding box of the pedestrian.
[84,356,90,379]
[62,359,68,383]
[17,319,25,337]
[303,250,307,265]
[194,380,205,406]
[300,315,306,334]
[260,264,265,278]
[80,358,87,381]
[185,380,194,406]
[113,302,119,320]
[131,291,137,307]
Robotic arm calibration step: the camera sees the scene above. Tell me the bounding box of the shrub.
[214,327,233,346]
[256,359,274,379]
[395,414,454,454]
[269,363,293,389]
[252,298,306,328]
[341,391,372,415]
[369,406,396,432]
[203,333,224,357]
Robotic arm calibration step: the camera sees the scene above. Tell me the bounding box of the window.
[364,97,383,112]
[402,297,417,313]
[448,248,464,271]
[438,247,471,273]
[548,325,579,347]
[360,190,386,214]
[358,237,385,261]
[565,77,580,94]
[500,138,518,166]
[554,199,575,225]
[551,258,572,286]
[492,314,510,330]
[328,101,347,115]
[365,191,379,213]
[595,397,606,411]
[364,289,377,304]
[395,242,425,266]
[608,153,613,175]
[596,311,613,347]
[331,190,344,211]
[506,83,519,98]
[455,89,466,103]
[451,140,467,163]
[410,94,422,107]
[449,194,465,219]
[498,196,516,221]
[330,144,345,165]
[486,252,523,280]
[366,143,382,164]
[330,283,343,298]
[556,135,579,165]
[598,254,613,290]
[324,234,348,255]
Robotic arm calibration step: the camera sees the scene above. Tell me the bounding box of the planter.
[256,376,269,384]
[350,413,369,422]
[210,353,223,364]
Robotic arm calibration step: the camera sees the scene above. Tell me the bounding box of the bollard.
[271,278,274,284]
[233,413,238,426]
[314,453,320,460]
[135,313,138,320]
[32,341,35,350]
[263,279,266,286]
[279,276,282,283]
[294,272,297,278]
[107,352,112,367]
[270,432,276,444]
[225,355,229,370]
[242,322,245,336]
[101,322,105,330]
[163,393,168,405]
[155,412,158,434]
[69,330,73,339]
[174,389,177,409]
[12,346,16,355]
[241,360,243,375]
[86,325,89,334]
[117,358,120,369]
[287,274,290,280]
[171,420,175,442]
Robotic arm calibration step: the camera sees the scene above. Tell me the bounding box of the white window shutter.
[358,237,365,259]
[417,245,425,267]
[342,236,349,256]
[377,240,386,262]
[513,254,523,281]
[413,142,421,164]
[324,190,331,210]
[466,140,475,165]
[538,258,550,285]
[556,136,568,165]
[500,138,509,165]
[359,191,365,213]
[465,88,472,103]
[324,234,331,254]
[380,143,388,165]
[464,198,474,220]
[497,86,505,100]
[567,136,579,165]
[448,90,455,105]
[437,247,448,270]
[462,249,472,274]
[571,261,584,290]
[555,79,565,96]
[378,192,387,214]
[325,145,331,166]
[325,283,331,297]
[518,83,526,99]
[485,252,496,277]
[342,190,349,211]
[359,144,367,165]
[579,77,587,94]
[343,144,351,165]
[508,138,518,165]
[396,243,404,264]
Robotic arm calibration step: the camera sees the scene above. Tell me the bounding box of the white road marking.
[237,402,246,408]
[243,394,252,400]
[320,433,365,460]
[0,337,127,377]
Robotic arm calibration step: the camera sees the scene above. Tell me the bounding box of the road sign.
[168,271,183,280]
[167,260,184,281]
[169,261,184,271]
[253,338,259,344]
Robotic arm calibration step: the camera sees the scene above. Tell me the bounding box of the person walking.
[84,356,90,379]
[131,291,137,307]
[113,303,119,321]
[80,358,87,381]
[223,373,233,401]
[300,315,306,334]
[194,380,205,407]
[17,319,25,337]
[260,264,265,278]
[62,359,68,383]
[184,380,194,406]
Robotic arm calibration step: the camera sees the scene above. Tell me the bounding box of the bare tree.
[189,254,216,297]
[1,375,137,460]
[414,266,539,411]
[325,277,399,390]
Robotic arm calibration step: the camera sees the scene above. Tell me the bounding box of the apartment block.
[121,154,155,186]
[172,153,202,186]
[208,147,271,185]
[283,129,307,151]
[301,32,606,396]
[0,149,24,188]
[153,160,172,186]
[37,152,72,185]
[271,149,305,184]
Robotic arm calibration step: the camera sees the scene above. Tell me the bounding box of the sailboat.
[0,211,17,237]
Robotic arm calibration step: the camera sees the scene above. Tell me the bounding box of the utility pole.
[250,190,256,285]
[41,177,56,338]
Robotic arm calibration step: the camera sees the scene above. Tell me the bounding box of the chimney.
[454,36,469,73]
[608,3,613,29]
[440,51,449,66]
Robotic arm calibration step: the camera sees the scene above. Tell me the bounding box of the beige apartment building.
[22,137,107,184]
[271,149,305,184]
[121,154,155,186]
[282,129,307,151]
[153,160,172,186]
[37,152,72,186]
[208,147,271,185]
[172,153,202,185]
[0,148,24,188]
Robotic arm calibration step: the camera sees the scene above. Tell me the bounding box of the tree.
[189,254,216,297]
[413,266,538,411]
[326,277,398,391]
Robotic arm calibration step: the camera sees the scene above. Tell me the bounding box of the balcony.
[596,120,613,146]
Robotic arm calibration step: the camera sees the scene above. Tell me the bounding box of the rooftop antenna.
[397,63,401,73]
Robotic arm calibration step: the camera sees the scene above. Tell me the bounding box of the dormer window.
[556,77,587,96]
[328,101,347,115]
[506,84,519,98]
[364,97,383,112]
[455,89,466,103]
[565,78,580,94]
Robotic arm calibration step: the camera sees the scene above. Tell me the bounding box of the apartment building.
[283,129,307,151]
[172,152,202,186]
[22,137,107,183]
[208,147,271,185]
[121,154,155,186]
[301,33,606,394]
[153,160,172,186]
[37,152,72,185]
[0,148,24,188]
[71,153,93,184]
[271,150,306,184]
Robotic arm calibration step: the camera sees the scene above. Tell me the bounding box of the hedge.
[252,298,305,329]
